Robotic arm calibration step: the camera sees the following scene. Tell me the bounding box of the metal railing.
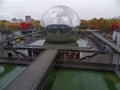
[0,30,42,45]
[91,31,120,71]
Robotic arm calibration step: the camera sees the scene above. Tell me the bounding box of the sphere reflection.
[41,5,80,27]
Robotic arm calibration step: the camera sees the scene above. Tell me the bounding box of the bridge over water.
[3,49,58,90]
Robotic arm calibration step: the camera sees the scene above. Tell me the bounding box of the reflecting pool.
[29,38,89,47]
[0,64,25,89]
[77,38,88,47]
[45,68,120,90]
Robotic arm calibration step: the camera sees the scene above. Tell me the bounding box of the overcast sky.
[0,0,120,20]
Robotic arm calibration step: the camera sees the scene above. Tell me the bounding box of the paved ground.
[3,49,58,90]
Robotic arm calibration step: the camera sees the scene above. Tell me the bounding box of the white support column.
[64,52,66,61]
[73,53,76,61]
[117,32,120,46]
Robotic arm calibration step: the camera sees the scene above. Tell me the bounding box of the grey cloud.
[0,0,119,20]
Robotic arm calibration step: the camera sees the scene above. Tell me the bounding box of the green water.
[0,64,25,89]
[45,68,120,90]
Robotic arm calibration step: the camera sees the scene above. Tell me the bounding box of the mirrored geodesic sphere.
[41,5,80,27]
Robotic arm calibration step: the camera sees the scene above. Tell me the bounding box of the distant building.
[11,18,23,23]
[18,19,23,22]
[25,16,31,22]
[12,18,17,22]
[31,18,34,21]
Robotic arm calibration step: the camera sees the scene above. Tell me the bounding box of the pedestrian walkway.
[3,49,58,90]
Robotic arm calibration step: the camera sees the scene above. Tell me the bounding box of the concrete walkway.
[3,49,58,90]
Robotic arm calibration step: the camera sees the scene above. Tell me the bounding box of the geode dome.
[41,5,80,27]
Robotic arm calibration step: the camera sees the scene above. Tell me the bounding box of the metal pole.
[109,48,113,64]
[110,52,113,64]
[0,46,4,57]
[116,54,120,71]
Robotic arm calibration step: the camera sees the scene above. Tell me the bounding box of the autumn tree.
[0,20,10,30]
[98,19,111,32]
[10,23,20,30]
[31,20,40,30]
[80,20,88,30]
[88,18,98,30]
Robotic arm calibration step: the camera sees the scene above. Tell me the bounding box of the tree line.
[80,17,120,32]
[0,17,120,32]
[0,20,40,31]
